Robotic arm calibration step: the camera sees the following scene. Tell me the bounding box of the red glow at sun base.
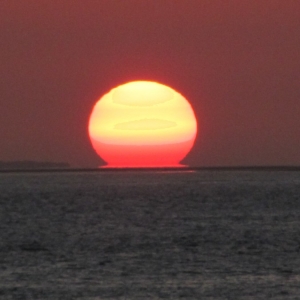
[91,138,194,168]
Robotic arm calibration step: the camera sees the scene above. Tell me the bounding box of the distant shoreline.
[1,166,300,173]
[0,161,70,172]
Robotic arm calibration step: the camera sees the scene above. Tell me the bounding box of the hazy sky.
[1,0,300,167]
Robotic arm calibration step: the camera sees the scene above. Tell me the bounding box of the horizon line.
[1,165,300,173]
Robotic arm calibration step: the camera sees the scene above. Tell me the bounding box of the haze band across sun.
[88,81,197,167]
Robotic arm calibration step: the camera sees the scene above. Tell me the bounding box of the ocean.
[0,170,300,299]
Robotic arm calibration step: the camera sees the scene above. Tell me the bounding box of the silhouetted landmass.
[0,161,70,170]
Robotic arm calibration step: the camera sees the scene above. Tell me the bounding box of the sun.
[88,81,197,167]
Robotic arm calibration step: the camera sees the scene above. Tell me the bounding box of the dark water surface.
[0,170,300,299]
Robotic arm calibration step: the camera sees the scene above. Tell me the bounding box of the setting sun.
[88,81,197,167]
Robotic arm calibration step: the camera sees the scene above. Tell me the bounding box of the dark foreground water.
[0,170,300,299]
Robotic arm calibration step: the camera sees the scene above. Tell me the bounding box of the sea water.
[0,170,300,299]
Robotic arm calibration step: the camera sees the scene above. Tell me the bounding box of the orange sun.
[88,81,197,167]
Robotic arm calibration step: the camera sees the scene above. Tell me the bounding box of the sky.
[0,0,300,167]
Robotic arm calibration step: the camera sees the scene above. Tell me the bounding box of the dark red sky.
[1,0,300,167]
